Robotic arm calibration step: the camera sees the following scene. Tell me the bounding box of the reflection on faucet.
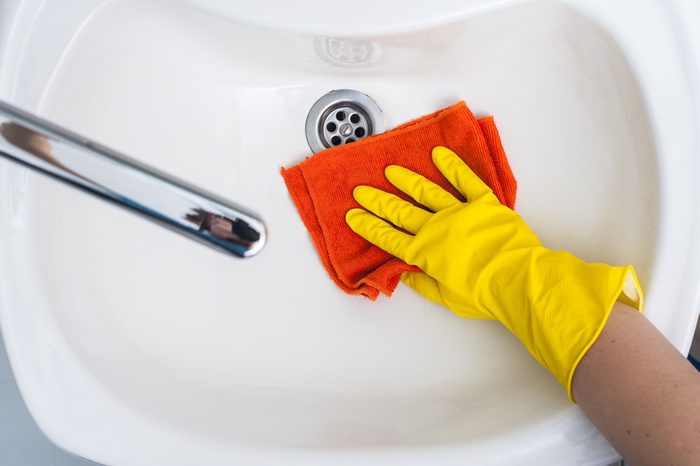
[1,122,88,181]
[1,122,60,167]
[185,208,260,248]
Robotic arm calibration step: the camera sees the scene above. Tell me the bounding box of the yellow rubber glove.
[345,146,642,400]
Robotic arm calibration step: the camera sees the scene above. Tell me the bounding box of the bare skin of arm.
[572,303,700,465]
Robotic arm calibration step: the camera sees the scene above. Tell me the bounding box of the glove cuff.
[564,265,642,401]
[481,249,643,403]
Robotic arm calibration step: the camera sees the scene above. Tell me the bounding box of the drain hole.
[305,90,386,153]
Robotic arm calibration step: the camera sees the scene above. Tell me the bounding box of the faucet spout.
[0,100,267,258]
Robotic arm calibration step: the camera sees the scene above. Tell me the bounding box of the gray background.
[0,338,94,466]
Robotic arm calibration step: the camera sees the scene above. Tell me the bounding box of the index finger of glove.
[346,208,414,261]
[385,165,461,212]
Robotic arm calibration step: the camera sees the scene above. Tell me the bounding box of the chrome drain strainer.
[305,89,386,153]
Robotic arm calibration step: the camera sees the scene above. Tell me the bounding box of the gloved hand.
[345,146,642,400]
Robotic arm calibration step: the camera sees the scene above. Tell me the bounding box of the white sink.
[1,0,699,464]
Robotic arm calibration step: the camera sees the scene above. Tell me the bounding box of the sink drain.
[305,89,385,153]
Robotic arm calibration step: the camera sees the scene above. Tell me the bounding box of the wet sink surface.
[1,0,698,464]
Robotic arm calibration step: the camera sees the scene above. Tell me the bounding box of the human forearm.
[573,303,700,466]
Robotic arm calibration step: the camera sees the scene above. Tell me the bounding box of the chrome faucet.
[0,100,266,257]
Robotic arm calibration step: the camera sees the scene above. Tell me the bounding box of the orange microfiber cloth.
[281,101,516,300]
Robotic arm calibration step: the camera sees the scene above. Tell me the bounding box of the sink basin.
[0,0,699,464]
